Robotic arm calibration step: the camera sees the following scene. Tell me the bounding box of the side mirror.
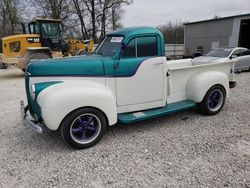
[121,42,127,51]
[230,54,238,59]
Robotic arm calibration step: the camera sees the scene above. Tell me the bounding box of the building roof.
[184,13,250,25]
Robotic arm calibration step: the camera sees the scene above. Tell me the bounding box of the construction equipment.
[1,18,94,71]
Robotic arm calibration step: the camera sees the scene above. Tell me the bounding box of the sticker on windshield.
[111,37,123,43]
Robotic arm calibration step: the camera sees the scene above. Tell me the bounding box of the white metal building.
[184,14,250,55]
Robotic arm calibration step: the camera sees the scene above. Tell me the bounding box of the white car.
[192,47,250,72]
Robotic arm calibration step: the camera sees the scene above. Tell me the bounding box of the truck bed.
[164,59,235,104]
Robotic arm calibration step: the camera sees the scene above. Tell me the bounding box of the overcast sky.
[122,0,250,27]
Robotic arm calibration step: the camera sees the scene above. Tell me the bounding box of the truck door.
[115,35,164,107]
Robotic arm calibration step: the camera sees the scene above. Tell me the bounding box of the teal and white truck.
[21,27,236,149]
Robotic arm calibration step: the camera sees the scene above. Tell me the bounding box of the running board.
[118,100,196,124]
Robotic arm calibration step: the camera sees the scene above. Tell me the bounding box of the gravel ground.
[0,67,249,188]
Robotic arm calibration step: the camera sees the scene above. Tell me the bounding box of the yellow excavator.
[1,18,94,71]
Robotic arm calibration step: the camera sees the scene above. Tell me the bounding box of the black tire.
[0,62,8,69]
[198,85,226,115]
[60,108,107,149]
[234,70,239,74]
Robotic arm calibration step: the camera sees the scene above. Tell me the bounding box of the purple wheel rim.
[208,89,223,112]
[70,113,101,144]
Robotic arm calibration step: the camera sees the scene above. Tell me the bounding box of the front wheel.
[0,63,8,69]
[60,108,107,149]
[198,85,226,115]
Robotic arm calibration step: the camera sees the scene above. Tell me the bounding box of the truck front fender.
[186,71,229,103]
[36,80,117,130]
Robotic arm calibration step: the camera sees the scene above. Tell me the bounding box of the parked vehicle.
[192,47,250,72]
[1,18,94,71]
[21,27,236,149]
[182,52,204,59]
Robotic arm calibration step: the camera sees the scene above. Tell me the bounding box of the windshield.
[95,36,123,56]
[29,23,40,34]
[205,49,232,57]
[41,22,60,38]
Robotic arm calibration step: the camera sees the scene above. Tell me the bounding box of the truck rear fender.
[186,71,229,103]
[36,81,117,130]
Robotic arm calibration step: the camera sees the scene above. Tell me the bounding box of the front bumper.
[20,100,43,134]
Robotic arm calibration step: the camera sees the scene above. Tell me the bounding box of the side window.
[137,36,158,57]
[241,50,250,56]
[197,46,204,53]
[9,41,21,52]
[232,49,241,57]
[29,23,40,34]
[122,38,136,58]
[30,24,35,34]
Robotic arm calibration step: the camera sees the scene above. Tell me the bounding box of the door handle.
[153,62,163,65]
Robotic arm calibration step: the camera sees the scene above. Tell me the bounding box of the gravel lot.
[0,67,249,188]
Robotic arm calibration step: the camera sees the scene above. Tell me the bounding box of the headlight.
[27,38,34,42]
[31,84,36,93]
[29,82,62,100]
[29,84,36,100]
[33,38,40,42]
[27,38,40,43]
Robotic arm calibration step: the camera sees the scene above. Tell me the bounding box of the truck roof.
[33,18,62,23]
[107,26,163,38]
[107,26,165,56]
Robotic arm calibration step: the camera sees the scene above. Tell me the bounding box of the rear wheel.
[198,85,226,115]
[60,108,107,149]
[234,69,241,74]
[0,62,8,69]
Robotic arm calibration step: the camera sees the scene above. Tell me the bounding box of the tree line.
[158,21,184,44]
[0,0,132,42]
[0,0,184,44]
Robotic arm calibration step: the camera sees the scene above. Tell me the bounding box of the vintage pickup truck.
[21,27,236,149]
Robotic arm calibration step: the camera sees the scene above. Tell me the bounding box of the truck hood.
[26,55,107,77]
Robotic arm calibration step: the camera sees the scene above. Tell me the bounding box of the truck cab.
[94,27,165,111]
[21,27,236,149]
[28,18,65,52]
